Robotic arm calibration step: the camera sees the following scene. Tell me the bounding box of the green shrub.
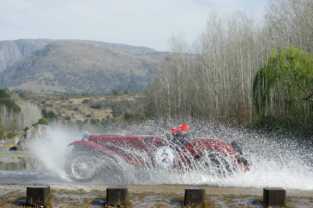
[111,89,119,96]
[253,47,313,130]
[37,118,49,125]
[42,109,57,120]
[0,89,21,113]
[0,127,5,139]
[6,131,17,139]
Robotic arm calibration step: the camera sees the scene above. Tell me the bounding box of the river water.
[5,122,313,191]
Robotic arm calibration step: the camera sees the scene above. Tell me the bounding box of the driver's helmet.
[170,123,191,136]
[82,131,90,140]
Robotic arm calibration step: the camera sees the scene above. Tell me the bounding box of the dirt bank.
[0,184,313,207]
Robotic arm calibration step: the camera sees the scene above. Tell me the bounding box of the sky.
[0,0,269,51]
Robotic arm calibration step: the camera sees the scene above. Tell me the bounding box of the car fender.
[186,138,237,157]
[69,140,145,166]
[69,140,117,156]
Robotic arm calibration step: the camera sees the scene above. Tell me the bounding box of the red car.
[64,134,249,182]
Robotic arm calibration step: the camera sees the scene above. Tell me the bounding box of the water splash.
[26,124,83,180]
[27,121,313,190]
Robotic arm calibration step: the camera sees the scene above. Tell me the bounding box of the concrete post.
[263,187,286,207]
[106,188,128,206]
[184,189,205,207]
[26,186,50,207]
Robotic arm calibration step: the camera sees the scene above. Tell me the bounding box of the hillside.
[0,39,168,95]
[23,93,145,125]
[0,89,41,140]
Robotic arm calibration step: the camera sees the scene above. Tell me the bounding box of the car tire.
[65,151,102,182]
[198,150,235,177]
[65,150,126,184]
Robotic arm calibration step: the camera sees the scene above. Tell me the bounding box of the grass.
[0,151,27,159]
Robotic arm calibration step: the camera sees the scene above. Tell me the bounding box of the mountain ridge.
[0,39,168,95]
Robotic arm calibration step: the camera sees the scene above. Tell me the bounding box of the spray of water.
[26,121,313,190]
[27,124,83,180]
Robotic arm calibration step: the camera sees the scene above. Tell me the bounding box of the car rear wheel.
[198,150,235,177]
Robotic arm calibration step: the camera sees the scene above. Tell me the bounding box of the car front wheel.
[65,151,101,182]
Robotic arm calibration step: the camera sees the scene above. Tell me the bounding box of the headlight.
[154,146,175,169]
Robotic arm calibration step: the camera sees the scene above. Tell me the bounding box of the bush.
[253,47,313,130]
[6,131,17,139]
[111,89,119,96]
[0,89,21,113]
[0,128,5,139]
[82,99,90,104]
[37,118,49,125]
[42,109,57,120]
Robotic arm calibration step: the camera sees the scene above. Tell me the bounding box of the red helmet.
[178,123,190,133]
[170,123,190,135]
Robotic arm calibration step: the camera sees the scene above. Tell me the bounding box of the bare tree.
[145,0,313,125]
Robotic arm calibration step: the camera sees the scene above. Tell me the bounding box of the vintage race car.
[64,134,250,182]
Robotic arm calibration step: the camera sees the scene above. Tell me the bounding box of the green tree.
[37,118,49,125]
[0,89,21,113]
[253,47,313,129]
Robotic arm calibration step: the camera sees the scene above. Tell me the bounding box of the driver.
[82,131,90,140]
[170,123,191,146]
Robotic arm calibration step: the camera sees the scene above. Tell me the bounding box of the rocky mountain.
[0,39,168,94]
[0,39,50,73]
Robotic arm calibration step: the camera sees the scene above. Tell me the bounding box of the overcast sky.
[0,0,269,51]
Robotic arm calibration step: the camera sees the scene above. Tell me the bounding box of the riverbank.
[0,184,313,207]
[0,151,30,171]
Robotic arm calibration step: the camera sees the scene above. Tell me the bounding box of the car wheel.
[198,150,234,177]
[100,156,127,184]
[65,151,101,182]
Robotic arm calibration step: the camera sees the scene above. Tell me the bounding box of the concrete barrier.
[184,189,205,207]
[263,187,286,207]
[26,186,50,207]
[106,188,128,206]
